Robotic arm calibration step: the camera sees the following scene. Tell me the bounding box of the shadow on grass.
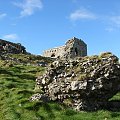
[9,66,25,73]
[24,102,55,120]
[104,100,120,112]
[24,102,42,111]
[14,73,36,80]
[5,77,18,82]
[17,89,34,97]
[5,82,16,89]
[0,69,13,75]
[0,66,36,80]
[64,109,78,116]
[111,112,120,118]
[42,103,55,119]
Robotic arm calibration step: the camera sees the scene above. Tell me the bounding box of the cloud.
[13,0,43,17]
[110,16,120,27]
[69,8,97,21]
[0,13,7,19]
[105,27,114,32]
[2,34,19,41]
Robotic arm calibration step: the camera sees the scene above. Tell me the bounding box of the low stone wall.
[31,52,120,111]
[43,46,65,58]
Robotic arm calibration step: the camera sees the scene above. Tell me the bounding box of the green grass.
[0,62,120,120]
[9,53,53,64]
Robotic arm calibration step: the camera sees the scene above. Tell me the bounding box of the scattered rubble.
[31,52,120,111]
[0,53,52,67]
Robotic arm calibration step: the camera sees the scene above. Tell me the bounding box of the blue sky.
[0,0,120,58]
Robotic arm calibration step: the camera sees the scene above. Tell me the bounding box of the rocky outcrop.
[31,52,120,111]
[0,39,26,54]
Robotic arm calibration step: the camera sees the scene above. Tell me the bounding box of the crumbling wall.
[31,52,120,111]
[43,46,65,58]
[0,39,26,54]
[43,37,87,59]
[63,37,87,59]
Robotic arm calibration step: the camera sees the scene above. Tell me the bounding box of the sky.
[0,0,120,58]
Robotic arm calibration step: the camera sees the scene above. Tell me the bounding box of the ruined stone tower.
[43,37,87,59]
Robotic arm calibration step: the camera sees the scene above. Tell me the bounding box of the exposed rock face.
[32,52,120,111]
[0,39,26,54]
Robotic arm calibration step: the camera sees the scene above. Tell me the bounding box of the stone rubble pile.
[0,54,27,66]
[0,53,49,67]
[31,52,120,111]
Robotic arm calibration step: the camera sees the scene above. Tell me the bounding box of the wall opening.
[57,56,60,59]
[51,53,55,57]
[75,47,78,56]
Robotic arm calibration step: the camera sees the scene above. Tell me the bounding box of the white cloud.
[0,13,7,19]
[3,34,19,41]
[14,0,43,17]
[110,16,120,27]
[105,27,114,32]
[70,8,97,21]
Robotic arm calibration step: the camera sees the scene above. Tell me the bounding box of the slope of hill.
[0,53,53,66]
[0,53,120,120]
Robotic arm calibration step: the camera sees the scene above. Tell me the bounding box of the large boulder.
[32,52,120,111]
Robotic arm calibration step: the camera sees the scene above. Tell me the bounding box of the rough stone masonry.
[31,52,120,111]
[43,37,87,59]
[0,39,26,54]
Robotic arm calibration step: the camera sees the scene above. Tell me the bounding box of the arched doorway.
[75,47,78,56]
[51,53,55,57]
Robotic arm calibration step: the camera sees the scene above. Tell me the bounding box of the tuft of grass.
[99,52,112,57]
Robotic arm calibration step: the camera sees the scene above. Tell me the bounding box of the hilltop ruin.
[0,39,26,54]
[43,37,87,59]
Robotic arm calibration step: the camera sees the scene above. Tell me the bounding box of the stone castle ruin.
[43,37,87,59]
[0,39,26,54]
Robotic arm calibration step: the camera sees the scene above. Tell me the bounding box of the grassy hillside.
[0,57,120,119]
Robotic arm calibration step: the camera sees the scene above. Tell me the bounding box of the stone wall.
[43,37,87,59]
[0,39,26,54]
[31,52,120,111]
[64,37,87,58]
[43,46,65,58]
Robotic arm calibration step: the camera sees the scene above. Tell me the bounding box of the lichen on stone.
[31,52,120,111]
